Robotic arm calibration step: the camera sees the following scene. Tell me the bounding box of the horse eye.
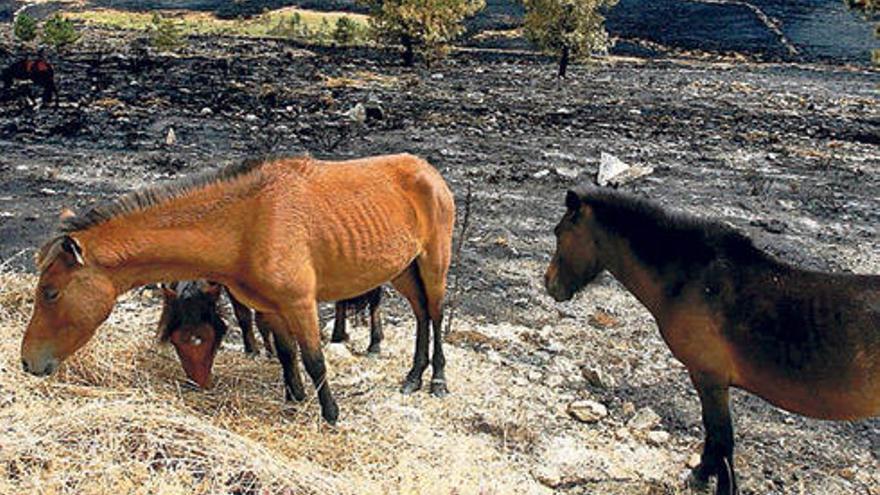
[43,287,60,302]
[190,336,203,346]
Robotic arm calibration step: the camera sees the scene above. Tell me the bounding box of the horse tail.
[443,182,473,335]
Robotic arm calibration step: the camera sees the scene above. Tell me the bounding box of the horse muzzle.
[21,354,59,376]
[544,270,574,302]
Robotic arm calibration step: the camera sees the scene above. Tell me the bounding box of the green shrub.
[523,0,618,77]
[13,13,38,43]
[149,12,185,51]
[361,0,486,66]
[333,16,360,45]
[42,14,81,50]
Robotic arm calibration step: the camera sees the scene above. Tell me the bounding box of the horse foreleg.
[690,371,739,495]
[282,300,339,424]
[331,302,349,343]
[366,289,383,355]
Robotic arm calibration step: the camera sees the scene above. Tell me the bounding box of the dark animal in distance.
[544,187,880,495]
[157,280,384,395]
[2,57,57,105]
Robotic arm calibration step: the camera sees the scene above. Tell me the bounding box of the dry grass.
[0,268,547,495]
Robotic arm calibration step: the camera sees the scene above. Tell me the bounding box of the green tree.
[13,13,38,44]
[149,12,185,51]
[523,0,618,77]
[845,0,878,65]
[333,16,360,45]
[41,14,81,50]
[361,0,485,66]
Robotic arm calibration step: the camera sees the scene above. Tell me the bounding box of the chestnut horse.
[2,57,57,105]
[158,280,384,392]
[21,154,455,424]
[544,187,880,495]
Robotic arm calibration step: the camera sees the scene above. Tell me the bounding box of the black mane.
[60,156,272,234]
[573,186,771,270]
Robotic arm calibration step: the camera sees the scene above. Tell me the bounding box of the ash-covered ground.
[0,25,878,494]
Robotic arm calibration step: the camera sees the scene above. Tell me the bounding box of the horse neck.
[75,185,256,294]
[594,227,669,319]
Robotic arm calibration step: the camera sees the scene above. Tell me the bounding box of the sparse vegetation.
[148,12,185,51]
[844,0,878,64]
[13,13,38,44]
[361,0,486,66]
[41,14,81,50]
[67,8,369,45]
[333,16,362,45]
[523,0,618,77]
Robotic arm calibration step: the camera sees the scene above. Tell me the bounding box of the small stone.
[581,365,615,389]
[628,407,661,430]
[687,453,702,469]
[431,73,444,80]
[588,310,620,329]
[244,114,258,122]
[165,128,176,146]
[39,188,57,196]
[567,400,608,423]
[646,430,670,445]
[345,103,367,124]
[555,166,580,179]
[532,169,551,179]
[622,401,636,416]
[200,107,213,116]
[324,342,352,362]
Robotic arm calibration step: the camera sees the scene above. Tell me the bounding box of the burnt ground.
[0,25,879,494]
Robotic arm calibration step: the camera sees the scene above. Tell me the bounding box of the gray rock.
[628,407,662,431]
[567,400,608,423]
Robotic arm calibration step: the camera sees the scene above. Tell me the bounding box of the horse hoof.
[686,466,712,492]
[400,378,422,394]
[322,403,339,425]
[366,345,381,356]
[430,379,449,397]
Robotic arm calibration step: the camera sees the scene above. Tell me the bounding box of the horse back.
[248,154,453,301]
[721,266,880,419]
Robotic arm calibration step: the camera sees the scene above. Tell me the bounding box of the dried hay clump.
[0,268,353,495]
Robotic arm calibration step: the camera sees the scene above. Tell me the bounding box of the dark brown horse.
[544,187,880,495]
[157,280,384,393]
[2,57,57,105]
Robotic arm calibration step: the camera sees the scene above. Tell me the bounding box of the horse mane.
[574,186,772,269]
[59,156,282,234]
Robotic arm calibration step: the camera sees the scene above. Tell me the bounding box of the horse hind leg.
[331,302,349,343]
[391,263,430,394]
[366,288,384,355]
[416,247,451,398]
[689,371,739,495]
[230,293,259,355]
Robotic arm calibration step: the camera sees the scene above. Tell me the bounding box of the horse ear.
[565,190,581,211]
[61,236,85,266]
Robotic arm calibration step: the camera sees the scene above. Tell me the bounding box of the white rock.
[165,128,176,146]
[567,400,608,423]
[646,430,670,445]
[200,107,213,116]
[628,407,662,430]
[324,342,352,361]
[532,169,551,179]
[345,103,367,124]
[555,166,580,179]
[244,114,258,122]
[39,188,57,196]
[597,152,629,186]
